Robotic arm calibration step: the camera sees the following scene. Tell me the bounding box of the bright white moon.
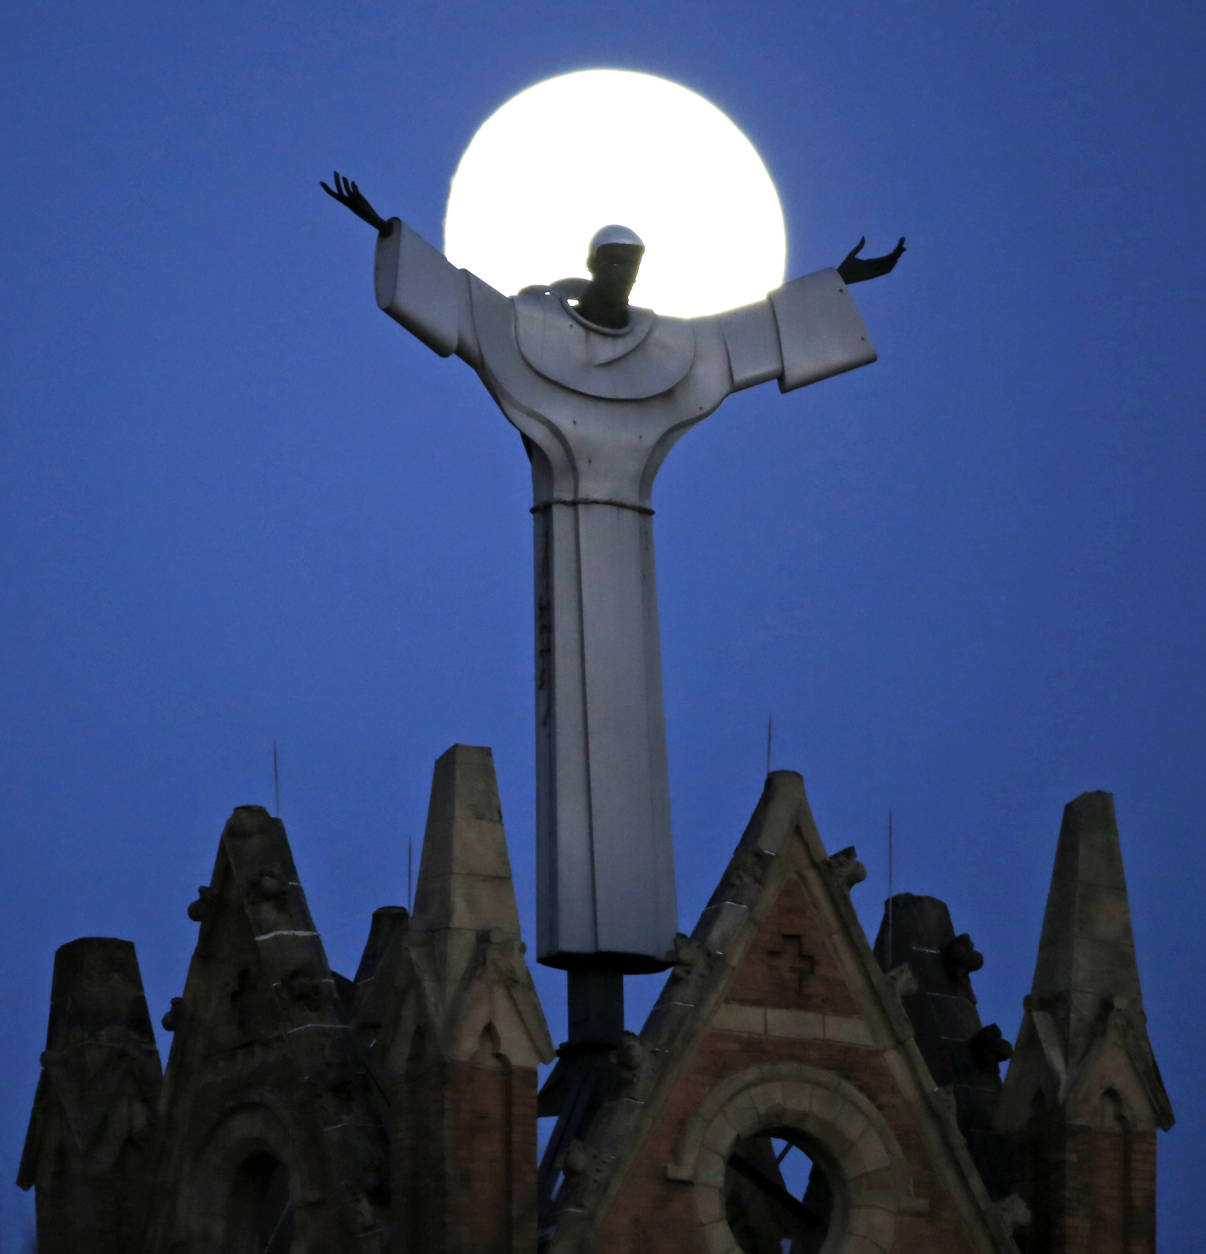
[444,70,786,317]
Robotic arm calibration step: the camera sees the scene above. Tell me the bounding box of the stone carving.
[826,845,867,890]
[186,885,213,922]
[885,962,920,999]
[943,932,984,982]
[161,996,184,1033]
[667,932,707,977]
[970,1023,1014,1073]
[561,1138,611,1187]
[614,1030,658,1101]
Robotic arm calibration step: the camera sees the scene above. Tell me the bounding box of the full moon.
[444,70,786,317]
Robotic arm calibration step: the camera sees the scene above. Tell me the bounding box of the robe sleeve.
[373,218,466,358]
[715,268,876,394]
[768,268,877,391]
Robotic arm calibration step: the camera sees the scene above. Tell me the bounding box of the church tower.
[997,792,1173,1253]
[359,744,554,1253]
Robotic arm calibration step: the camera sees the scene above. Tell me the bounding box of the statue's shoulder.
[512,290,695,400]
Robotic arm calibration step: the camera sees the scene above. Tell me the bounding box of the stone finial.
[411,744,522,939]
[353,905,409,986]
[35,938,158,1048]
[1028,791,1144,1062]
[402,745,553,1071]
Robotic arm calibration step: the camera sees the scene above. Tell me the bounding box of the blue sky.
[3,2,1203,1246]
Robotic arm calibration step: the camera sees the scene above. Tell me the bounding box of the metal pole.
[887,809,894,965]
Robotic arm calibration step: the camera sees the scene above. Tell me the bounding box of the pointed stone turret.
[140,806,389,1253]
[18,938,162,1254]
[412,738,524,939]
[874,895,1015,1201]
[999,792,1172,1254]
[404,744,550,1059]
[369,745,553,1254]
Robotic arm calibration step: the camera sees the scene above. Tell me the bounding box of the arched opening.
[226,1151,293,1254]
[724,1129,834,1254]
[1102,1087,1129,1131]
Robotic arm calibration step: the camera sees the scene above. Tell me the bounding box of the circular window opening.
[724,1130,834,1254]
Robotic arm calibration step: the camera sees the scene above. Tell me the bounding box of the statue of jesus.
[323,172,903,973]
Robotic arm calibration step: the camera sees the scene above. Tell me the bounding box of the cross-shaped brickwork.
[767,933,815,997]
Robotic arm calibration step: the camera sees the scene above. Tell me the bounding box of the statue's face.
[588,243,643,303]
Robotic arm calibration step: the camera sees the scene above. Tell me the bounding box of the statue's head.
[587,224,644,299]
[576,225,644,329]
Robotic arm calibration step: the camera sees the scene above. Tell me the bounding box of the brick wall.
[1016,1123,1157,1254]
[401,1052,540,1254]
[592,870,990,1254]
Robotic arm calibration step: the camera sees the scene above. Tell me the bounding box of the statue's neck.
[574,285,630,330]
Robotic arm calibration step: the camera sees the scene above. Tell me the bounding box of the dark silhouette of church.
[20,745,1172,1252]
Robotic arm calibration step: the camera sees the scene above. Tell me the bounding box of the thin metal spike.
[273,741,280,816]
[887,808,894,966]
[766,714,773,776]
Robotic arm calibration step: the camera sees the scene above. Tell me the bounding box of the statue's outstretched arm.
[837,236,906,284]
[320,171,393,235]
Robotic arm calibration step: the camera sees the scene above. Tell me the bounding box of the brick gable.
[544,772,1019,1254]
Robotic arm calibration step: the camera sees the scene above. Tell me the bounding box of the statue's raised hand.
[320,172,391,235]
[837,236,906,285]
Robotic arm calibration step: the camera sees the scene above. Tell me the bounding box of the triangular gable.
[999,996,1173,1138]
[545,771,1020,1254]
[364,922,553,1075]
[1062,1004,1174,1133]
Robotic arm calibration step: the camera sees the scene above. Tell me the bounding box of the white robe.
[374,219,876,970]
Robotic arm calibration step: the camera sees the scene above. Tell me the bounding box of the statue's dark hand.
[837,236,906,285]
[320,171,391,234]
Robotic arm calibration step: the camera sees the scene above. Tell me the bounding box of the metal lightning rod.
[887,808,894,966]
